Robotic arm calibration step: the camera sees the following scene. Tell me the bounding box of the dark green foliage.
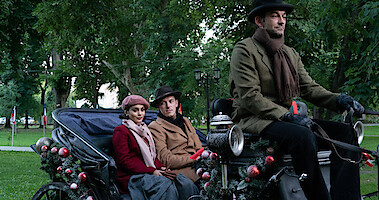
[39,142,94,199]
[198,139,281,199]
[1,0,377,123]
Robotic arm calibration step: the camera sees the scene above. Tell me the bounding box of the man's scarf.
[158,112,187,134]
[253,28,300,102]
[122,119,157,168]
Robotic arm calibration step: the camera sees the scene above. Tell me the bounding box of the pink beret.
[121,95,150,110]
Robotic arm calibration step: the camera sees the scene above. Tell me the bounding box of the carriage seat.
[211,98,331,196]
[74,110,161,157]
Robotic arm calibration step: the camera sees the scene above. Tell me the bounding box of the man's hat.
[248,0,294,23]
[151,86,182,108]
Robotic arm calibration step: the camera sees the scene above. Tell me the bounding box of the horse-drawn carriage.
[31,100,378,200]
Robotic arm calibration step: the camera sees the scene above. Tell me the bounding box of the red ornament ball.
[57,166,63,173]
[245,177,251,183]
[196,168,204,176]
[41,145,48,152]
[78,172,87,182]
[202,172,210,181]
[247,165,259,178]
[58,147,69,158]
[265,156,275,165]
[210,152,218,160]
[65,169,72,174]
[201,150,210,159]
[86,196,94,200]
[70,183,78,190]
[51,147,58,154]
[204,182,210,190]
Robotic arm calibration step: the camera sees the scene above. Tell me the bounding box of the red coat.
[112,125,164,194]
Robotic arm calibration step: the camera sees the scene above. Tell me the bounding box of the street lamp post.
[194,68,221,134]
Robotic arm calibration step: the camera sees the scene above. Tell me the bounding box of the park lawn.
[366,126,379,136]
[0,151,50,200]
[361,164,378,197]
[0,125,377,148]
[0,127,53,147]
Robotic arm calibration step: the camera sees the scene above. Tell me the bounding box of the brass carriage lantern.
[207,113,244,189]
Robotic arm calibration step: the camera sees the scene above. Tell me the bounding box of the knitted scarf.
[158,112,187,134]
[253,28,300,102]
[122,119,157,168]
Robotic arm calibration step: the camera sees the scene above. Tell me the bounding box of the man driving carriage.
[229,0,364,199]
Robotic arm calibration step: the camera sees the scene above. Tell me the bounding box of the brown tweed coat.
[148,116,202,182]
[229,37,340,135]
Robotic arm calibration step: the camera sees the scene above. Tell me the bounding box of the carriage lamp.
[207,114,244,156]
[194,68,222,134]
[207,114,244,189]
[353,121,364,144]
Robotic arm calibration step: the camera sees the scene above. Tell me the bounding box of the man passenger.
[148,85,202,183]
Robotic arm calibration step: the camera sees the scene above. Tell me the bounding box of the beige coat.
[148,116,202,182]
[229,37,339,135]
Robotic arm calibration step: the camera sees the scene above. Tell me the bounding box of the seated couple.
[112,86,202,199]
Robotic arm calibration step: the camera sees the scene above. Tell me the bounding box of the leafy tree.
[0,81,20,128]
[0,0,44,128]
[34,0,113,108]
[29,0,377,123]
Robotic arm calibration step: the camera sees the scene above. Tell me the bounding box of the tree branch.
[102,60,140,95]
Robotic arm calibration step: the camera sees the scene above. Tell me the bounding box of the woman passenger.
[112,95,198,200]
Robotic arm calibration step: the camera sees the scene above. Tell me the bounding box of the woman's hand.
[160,167,171,172]
[153,170,164,176]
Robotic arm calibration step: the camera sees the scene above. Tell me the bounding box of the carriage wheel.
[32,182,68,200]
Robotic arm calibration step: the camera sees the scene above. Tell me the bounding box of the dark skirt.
[128,173,199,200]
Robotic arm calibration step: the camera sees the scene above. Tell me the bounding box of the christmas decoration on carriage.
[196,112,282,199]
[35,137,95,199]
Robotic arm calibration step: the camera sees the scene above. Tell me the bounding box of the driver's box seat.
[210,98,331,200]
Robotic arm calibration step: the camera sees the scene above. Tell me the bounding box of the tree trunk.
[331,36,351,93]
[5,117,11,128]
[24,111,29,129]
[103,60,140,95]
[52,49,71,109]
[325,36,353,120]
[52,49,71,128]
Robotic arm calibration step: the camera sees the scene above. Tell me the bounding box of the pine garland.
[197,138,281,200]
[39,142,94,199]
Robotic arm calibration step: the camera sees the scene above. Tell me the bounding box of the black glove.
[337,94,364,117]
[281,112,314,128]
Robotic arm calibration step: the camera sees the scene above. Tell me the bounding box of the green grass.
[0,125,376,147]
[0,127,53,147]
[361,164,378,197]
[366,126,379,136]
[360,135,379,196]
[0,151,50,199]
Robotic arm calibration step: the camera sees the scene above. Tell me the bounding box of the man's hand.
[161,171,177,180]
[337,94,364,117]
[281,112,314,128]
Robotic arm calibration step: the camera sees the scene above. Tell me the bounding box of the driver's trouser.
[261,119,361,200]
